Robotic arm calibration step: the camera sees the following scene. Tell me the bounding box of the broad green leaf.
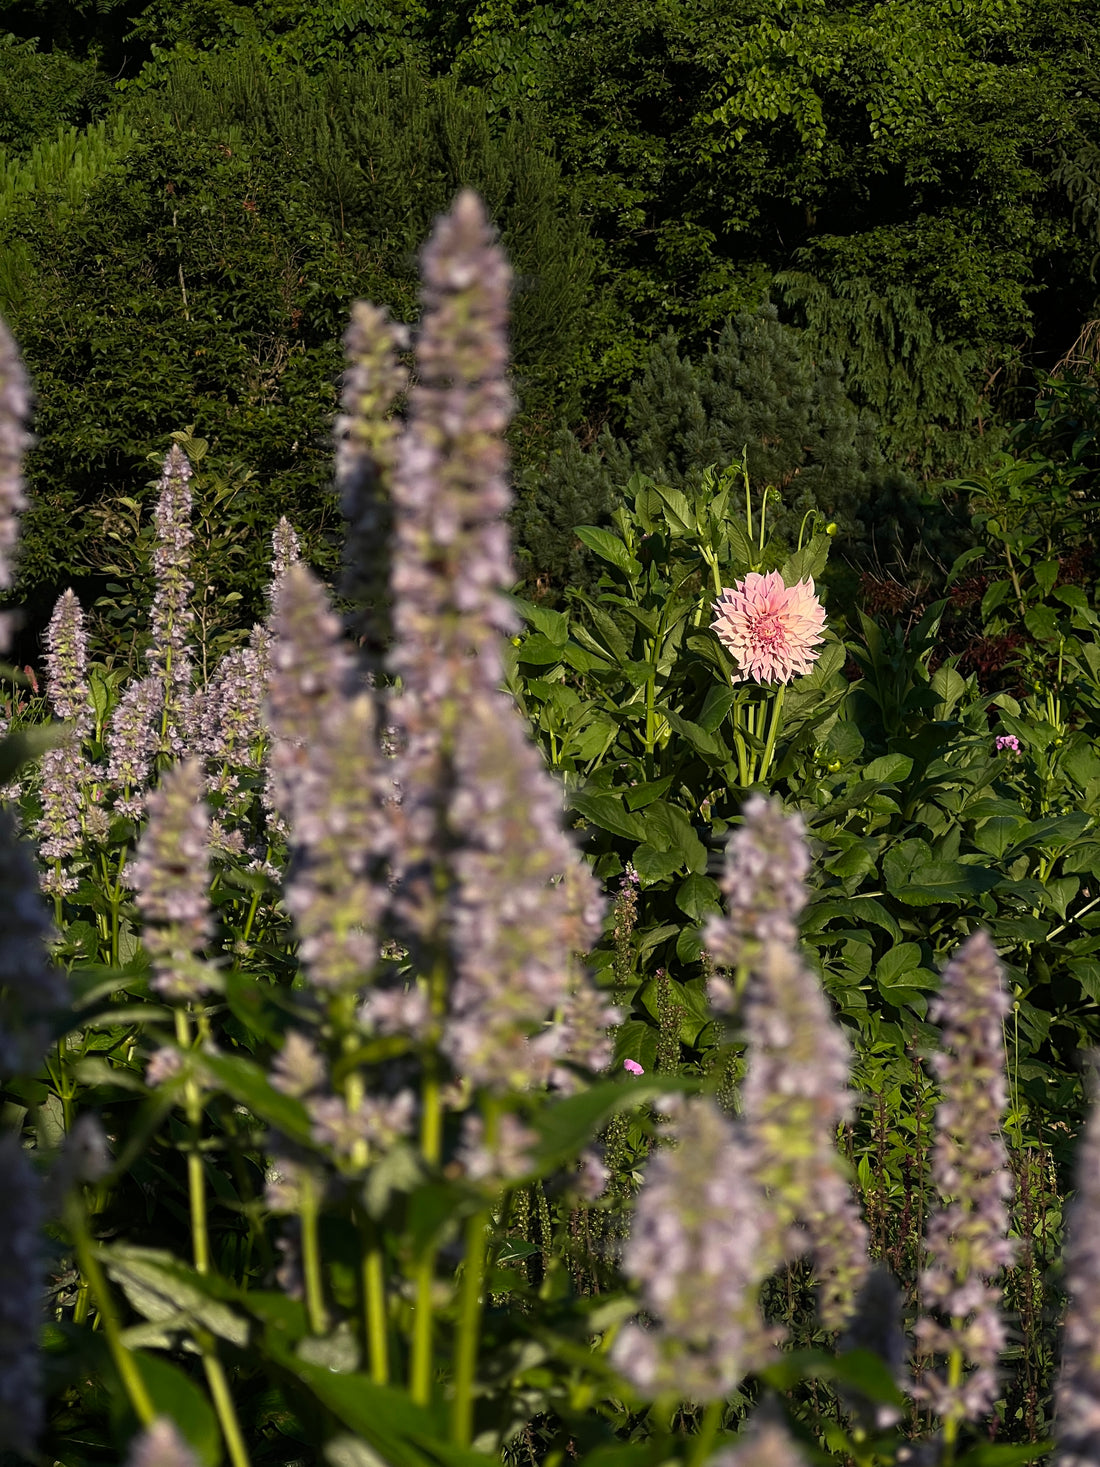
[199,1052,313,1143]
[101,1245,250,1347]
[973,816,1025,858]
[662,707,725,760]
[623,776,674,810]
[778,531,830,588]
[570,791,648,842]
[509,596,569,645]
[861,753,913,784]
[515,632,567,666]
[631,843,684,883]
[574,526,642,577]
[638,801,708,872]
[131,1351,222,1466]
[675,872,722,920]
[697,685,738,732]
[649,480,695,535]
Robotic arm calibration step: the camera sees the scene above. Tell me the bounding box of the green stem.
[65,1198,156,1426]
[299,1173,328,1336]
[450,1206,491,1446]
[363,1227,389,1384]
[174,1008,210,1274]
[942,1336,963,1464]
[201,1346,252,1467]
[687,1400,724,1467]
[757,684,786,786]
[730,697,750,788]
[411,963,447,1405]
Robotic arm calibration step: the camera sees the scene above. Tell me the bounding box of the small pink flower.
[995,734,1021,754]
[624,1058,645,1076]
[711,572,826,684]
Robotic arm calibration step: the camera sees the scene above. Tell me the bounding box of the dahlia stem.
[757,685,785,785]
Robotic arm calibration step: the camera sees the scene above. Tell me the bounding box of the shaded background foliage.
[0,0,1098,620]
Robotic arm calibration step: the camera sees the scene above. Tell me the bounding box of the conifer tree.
[514,302,945,594]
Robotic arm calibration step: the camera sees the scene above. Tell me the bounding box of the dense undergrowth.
[2,194,1100,1467]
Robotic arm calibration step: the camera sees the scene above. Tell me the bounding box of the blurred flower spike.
[711,572,826,684]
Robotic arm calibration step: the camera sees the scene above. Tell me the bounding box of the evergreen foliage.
[514,304,957,594]
[0,49,595,637]
[0,31,111,154]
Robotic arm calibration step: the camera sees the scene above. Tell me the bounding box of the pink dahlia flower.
[711,572,826,684]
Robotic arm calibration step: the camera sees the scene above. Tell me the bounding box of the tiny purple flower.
[995,734,1021,754]
[624,1058,645,1076]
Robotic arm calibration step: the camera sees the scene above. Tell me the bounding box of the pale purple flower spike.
[915,930,1014,1424]
[146,444,196,755]
[385,191,609,1092]
[611,1095,777,1400]
[130,759,214,1001]
[1054,1060,1100,1467]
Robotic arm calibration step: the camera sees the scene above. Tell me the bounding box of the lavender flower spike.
[106,675,164,821]
[336,300,407,659]
[37,589,98,895]
[741,937,870,1328]
[267,562,390,993]
[380,192,607,1086]
[0,807,68,1074]
[1054,1059,1100,1467]
[0,316,30,615]
[915,930,1015,1425]
[45,588,92,732]
[270,516,300,583]
[0,1129,44,1455]
[611,1095,777,1400]
[706,796,869,1327]
[125,1418,200,1467]
[146,443,196,755]
[704,794,812,989]
[130,759,214,1001]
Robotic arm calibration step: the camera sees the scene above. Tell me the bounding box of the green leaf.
[623,776,674,810]
[570,791,648,842]
[972,815,1026,858]
[131,1351,222,1466]
[0,723,69,785]
[101,1245,250,1347]
[662,707,725,760]
[675,872,722,920]
[638,801,708,872]
[515,631,567,666]
[198,1052,313,1143]
[861,753,913,784]
[1024,603,1060,643]
[270,1354,450,1467]
[574,526,642,577]
[528,1075,696,1174]
[631,843,684,883]
[778,531,830,588]
[509,596,569,645]
[648,480,695,535]
[697,685,737,732]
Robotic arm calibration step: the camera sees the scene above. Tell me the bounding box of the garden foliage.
[2,193,1100,1467]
